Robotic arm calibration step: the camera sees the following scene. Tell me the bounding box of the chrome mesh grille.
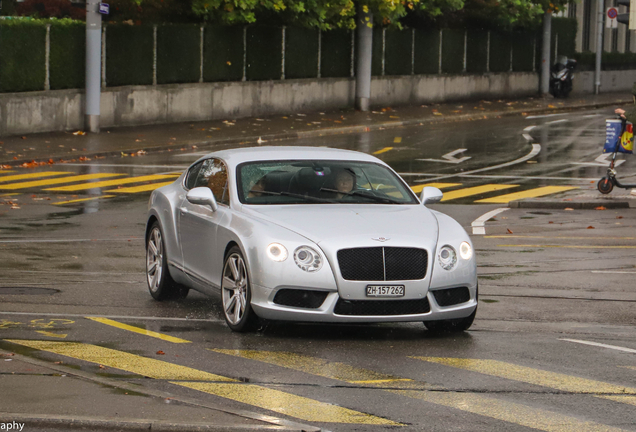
[337,247,427,281]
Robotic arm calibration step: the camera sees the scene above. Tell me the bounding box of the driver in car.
[332,168,356,199]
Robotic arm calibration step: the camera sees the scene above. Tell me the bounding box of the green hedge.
[466,29,488,74]
[574,51,636,71]
[414,29,439,75]
[489,31,511,73]
[106,25,153,87]
[320,29,351,78]
[371,27,383,76]
[0,21,46,92]
[157,24,200,84]
[285,27,318,79]
[512,31,535,72]
[442,28,464,74]
[553,17,577,58]
[385,28,412,76]
[203,26,244,82]
[50,22,85,90]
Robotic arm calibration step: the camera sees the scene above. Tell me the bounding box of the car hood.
[242,204,439,247]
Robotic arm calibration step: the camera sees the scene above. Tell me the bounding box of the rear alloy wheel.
[221,246,258,332]
[424,308,476,333]
[597,177,614,194]
[146,222,189,300]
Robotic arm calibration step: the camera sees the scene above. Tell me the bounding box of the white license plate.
[366,285,405,297]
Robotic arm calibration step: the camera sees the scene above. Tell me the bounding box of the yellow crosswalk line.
[475,186,579,203]
[6,340,395,425]
[214,350,624,431]
[441,184,519,202]
[46,174,179,192]
[86,317,191,343]
[53,195,116,205]
[411,183,462,194]
[0,171,72,183]
[373,147,394,155]
[392,390,626,432]
[212,349,425,389]
[0,173,125,190]
[413,357,636,395]
[107,181,175,194]
[178,382,398,424]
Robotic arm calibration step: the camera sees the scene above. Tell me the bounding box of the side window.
[195,159,229,205]
[185,161,203,190]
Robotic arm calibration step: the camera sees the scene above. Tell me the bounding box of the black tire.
[597,177,614,194]
[424,308,476,333]
[221,246,259,332]
[146,222,189,301]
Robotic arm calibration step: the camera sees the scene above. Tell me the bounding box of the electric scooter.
[597,117,636,194]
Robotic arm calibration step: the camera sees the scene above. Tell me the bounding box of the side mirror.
[420,187,443,205]
[186,187,218,212]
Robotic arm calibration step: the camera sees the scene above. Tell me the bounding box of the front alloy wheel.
[221,247,258,332]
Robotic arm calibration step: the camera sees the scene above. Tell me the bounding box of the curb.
[509,200,631,209]
[1,97,629,167]
[0,414,306,431]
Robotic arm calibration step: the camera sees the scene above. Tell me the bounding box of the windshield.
[237,160,418,205]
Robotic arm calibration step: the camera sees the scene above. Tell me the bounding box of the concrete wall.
[573,70,636,94]
[0,70,599,137]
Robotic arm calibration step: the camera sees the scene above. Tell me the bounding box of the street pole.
[355,6,373,111]
[595,0,605,94]
[85,0,102,133]
[540,11,551,95]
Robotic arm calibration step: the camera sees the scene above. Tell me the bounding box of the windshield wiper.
[319,188,401,204]
[249,189,335,203]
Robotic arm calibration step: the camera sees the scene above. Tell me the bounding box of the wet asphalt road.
[1,109,636,431]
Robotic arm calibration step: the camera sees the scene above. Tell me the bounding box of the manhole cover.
[0,287,59,295]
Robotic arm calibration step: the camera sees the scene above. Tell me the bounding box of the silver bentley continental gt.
[145,146,478,332]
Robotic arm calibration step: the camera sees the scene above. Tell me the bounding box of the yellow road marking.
[413,357,636,395]
[410,183,462,194]
[86,317,191,344]
[107,181,176,194]
[498,244,636,249]
[35,331,67,338]
[0,193,19,197]
[0,173,125,190]
[476,186,579,203]
[212,349,423,389]
[394,137,402,143]
[178,382,398,424]
[0,170,15,173]
[600,395,636,406]
[486,235,636,240]
[46,174,179,192]
[0,171,72,183]
[6,339,234,381]
[441,184,519,202]
[214,350,624,430]
[53,195,116,205]
[6,340,395,424]
[392,390,626,432]
[373,147,394,155]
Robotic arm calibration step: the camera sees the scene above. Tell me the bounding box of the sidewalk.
[0,92,631,167]
[0,349,318,431]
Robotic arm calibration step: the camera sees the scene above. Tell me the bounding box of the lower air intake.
[432,287,470,306]
[273,289,328,309]
[334,298,430,316]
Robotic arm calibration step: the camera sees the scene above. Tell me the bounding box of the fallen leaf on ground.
[564,208,574,211]
[506,228,513,234]
[587,226,595,229]
[548,221,553,224]
[595,206,606,210]
[156,350,165,355]
[72,131,85,136]
[617,216,624,219]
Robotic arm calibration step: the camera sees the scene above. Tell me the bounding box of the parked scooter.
[549,56,577,98]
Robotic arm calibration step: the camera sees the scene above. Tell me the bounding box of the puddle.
[480,299,499,303]
[0,287,59,295]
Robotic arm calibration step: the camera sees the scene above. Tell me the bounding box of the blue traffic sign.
[99,3,110,14]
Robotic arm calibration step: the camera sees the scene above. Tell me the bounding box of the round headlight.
[267,243,288,262]
[459,241,473,260]
[294,246,323,272]
[438,245,457,271]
